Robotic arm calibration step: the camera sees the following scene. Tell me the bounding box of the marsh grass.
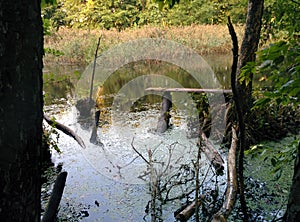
[44,24,244,65]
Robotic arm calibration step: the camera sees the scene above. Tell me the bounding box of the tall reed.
[44,24,244,65]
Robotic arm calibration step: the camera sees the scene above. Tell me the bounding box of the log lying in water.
[44,114,85,148]
[198,131,224,175]
[175,200,200,222]
[42,171,68,222]
[211,127,238,222]
[146,87,232,94]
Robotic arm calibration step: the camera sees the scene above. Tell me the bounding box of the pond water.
[43,52,293,222]
[43,54,232,106]
[43,53,232,221]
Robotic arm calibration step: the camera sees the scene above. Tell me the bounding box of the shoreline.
[44,24,244,66]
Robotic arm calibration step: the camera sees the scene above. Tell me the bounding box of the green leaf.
[41,0,57,8]
[253,97,271,107]
[239,61,256,86]
[271,157,277,167]
[44,48,64,56]
[273,168,282,180]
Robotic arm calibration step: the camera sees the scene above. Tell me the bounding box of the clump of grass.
[44,24,244,65]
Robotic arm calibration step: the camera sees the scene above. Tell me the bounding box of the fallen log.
[175,200,200,221]
[146,87,232,94]
[211,127,238,222]
[42,171,68,222]
[44,114,86,148]
[198,131,224,175]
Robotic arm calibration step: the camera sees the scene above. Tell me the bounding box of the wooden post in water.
[145,87,232,134]
[90,110,101,145]
[156,91,172,133]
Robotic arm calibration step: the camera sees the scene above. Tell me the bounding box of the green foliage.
[43,123,61,154]
[262,0,300,41]
[41,0,57,8]
[246,137,299,180]
[248,0,300,185]
[44,47,64,56]
[239,61,256,86]
[153,0,180,10]
[42,0,248,30]
[210,0,247,24]
[252,0,300,109]
[253,40,300,109]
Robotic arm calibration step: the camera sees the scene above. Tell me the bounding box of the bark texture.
[236,0,264,114]
[283,142,300,222]
[0,1,43,221]
[223,1,264,220]
[175,201,198,221]
[234,1,264,220]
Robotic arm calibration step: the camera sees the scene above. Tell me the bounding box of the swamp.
[37,1,300,222]
[42,49,298,221]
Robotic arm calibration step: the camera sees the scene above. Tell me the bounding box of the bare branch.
[131,138,150,165]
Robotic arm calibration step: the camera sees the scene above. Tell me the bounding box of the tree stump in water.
[75,98,95,129]
[90,110,103,146]
[156,92,172,133]
[76,98,103,146]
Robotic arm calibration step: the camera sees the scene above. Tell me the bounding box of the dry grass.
[44,24,244,65]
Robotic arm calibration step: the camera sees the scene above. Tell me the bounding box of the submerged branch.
[131,138,150,165]
[175,200,200,222]
[199,131,224,175]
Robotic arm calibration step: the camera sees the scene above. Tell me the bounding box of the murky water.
[43,53,231,221]
[43,54,232,105]
[48,105,227,221]
[43,52,293,221]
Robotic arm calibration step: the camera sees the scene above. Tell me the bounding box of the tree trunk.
[233,1,264,221]
[236,0,264,114]
[283,142,300,222]
[0,1,43,222]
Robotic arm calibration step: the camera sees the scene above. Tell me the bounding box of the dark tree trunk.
[236,0,264,114]
[0,1,43,222]
[232,1,264,221]
[283,142,300,222]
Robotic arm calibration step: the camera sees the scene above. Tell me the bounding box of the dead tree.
[211,127,238,222]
